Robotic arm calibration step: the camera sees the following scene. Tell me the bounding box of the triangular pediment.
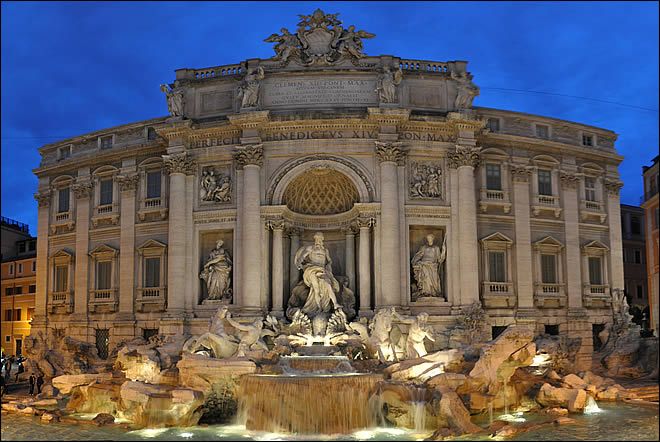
[50,248,74,259]
[137,239,167,251]
[89,244,119,257]
[582,240,609,251]
[533,236,564,250]
[480,232,513,244]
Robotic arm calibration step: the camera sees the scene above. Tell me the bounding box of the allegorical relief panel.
[199,166,232,204]
[409,162,442,199]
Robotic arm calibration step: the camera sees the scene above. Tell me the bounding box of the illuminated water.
[1,403,657,441]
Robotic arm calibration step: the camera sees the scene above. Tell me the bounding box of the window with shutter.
[488,251,506,282]
[96,261,112,290]
[145,257,160,288]
[99,179,113,206]
[588,257,602,285]
[146,172,161,199]
[58,188,70,213]
[541,254,557,283]
[486,164,502,191]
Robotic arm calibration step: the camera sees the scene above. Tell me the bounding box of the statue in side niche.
[160,83,184,117]
[406,312,435,359]
[376,66,403,103]
[411,233,447,299]
[238,66,265,109]
[200,240,232,301]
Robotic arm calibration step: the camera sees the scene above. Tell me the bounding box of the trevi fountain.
[3,9,658,442]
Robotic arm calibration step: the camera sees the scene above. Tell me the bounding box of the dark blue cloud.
[2,1,658,232]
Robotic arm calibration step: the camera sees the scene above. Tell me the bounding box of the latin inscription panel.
[262,77,378,108]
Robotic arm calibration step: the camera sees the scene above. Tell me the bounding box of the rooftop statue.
[238,66,265,109]
[264,9,375,66]
[452,70,480,109]
[376,66,403,104]
[159,83,184,117]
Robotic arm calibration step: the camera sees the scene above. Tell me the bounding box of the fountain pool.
[1,403,657,441]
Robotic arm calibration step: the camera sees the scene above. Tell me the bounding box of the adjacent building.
[620,204,648,316]
[641,155,659,333]
[1,217,37,356]
[30,10,627,370]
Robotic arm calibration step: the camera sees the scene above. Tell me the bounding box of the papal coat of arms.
[264,9,375,66]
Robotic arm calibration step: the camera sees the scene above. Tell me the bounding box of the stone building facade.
[31,10,625,369]
[620,204,648,315]
[641,155,659,333]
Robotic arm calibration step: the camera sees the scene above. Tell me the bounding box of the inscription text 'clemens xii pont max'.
[263,78,378,107]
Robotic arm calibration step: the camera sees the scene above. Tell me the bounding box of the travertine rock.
[114,346,162,384]
[52,373,112,394]
[536,383,587,413]
[385,349,464,381]
[435,386,483,434]
[561,373,587,390]
[92,413,115,426]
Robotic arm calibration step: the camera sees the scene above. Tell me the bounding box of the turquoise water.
[1,403,658,441]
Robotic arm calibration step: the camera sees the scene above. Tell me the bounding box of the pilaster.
[116,171,139,323]
[357,216,374,314]
[561,171,583,309]
[269,220,286,316]
[511,164,534,308]
[71,175,93,338]
[32,189,51,332]
[604,178,625,292]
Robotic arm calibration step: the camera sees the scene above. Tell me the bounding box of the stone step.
[626,385,659,402]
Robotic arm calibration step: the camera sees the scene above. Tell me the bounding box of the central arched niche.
[282,167,359,215]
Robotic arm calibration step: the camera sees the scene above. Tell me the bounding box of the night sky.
[2,1,658,234]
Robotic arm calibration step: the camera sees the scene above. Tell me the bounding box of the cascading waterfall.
[410,387,427,432]
[584,395,602,414]
[237,373,383,434]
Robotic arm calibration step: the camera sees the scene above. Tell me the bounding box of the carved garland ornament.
[163,153,196,175]
[375,141,407,165]
[34,191,51,207]
[446,146,481,169]
[72,181,94,199]
[603,178,623,196]
[233,144,264,168]
[117,174,140,192]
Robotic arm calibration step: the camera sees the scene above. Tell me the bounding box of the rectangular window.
[100,135,113,149]
[28,241,36,252]
[17,263,23,274]
[488,251,506,282]
[588,257,602,285]
[28,284,36,293]
[631,216,641,235]
[145,257,160,288]
[95,328,110,360]
[637,285,644,299]
[31,261,36,272]
[58,187,70,213]
[14,286,22,295]
[18,242,26,254]
[99,179,113,206]
[13,309,21,321]
[634,249,642,264]
[535,124,549,139]
[9,264,14,275]
[485,164,502,191]
[545,324,559,336]
[4,310,12,322]
[143,328,159,341]
[538,170,552,196]
[5,287,12,296]
[487,118,500,132]
[146,171,162,199]
[582,134,593,146]
[96,261,112,290]
[585,177,596,202]
[541,254,557,284]
[27,308,34,320]
[147,127,157,140]
[55,264,68,292]
[4,336,10,343]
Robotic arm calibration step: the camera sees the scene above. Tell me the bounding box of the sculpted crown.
[375,141,407,165]
[234,144,264,168]
[447,146,481,169]
[264,9,375,66]
[163,152,196,175]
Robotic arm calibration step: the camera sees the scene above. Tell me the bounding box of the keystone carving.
[163,153,196,175]
[375,141,406,165]
[234,144,264,168]
[117,174,140,192]
[447,146,480,169]
[34,191,51,207]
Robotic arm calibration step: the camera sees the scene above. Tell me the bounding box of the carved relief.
[376,66,403,104]
[72,181,94,199]
[163,153,196,175]
[117,174,140,192]
[603,178,623,196]
[510,165,533,182]
[160,83,184,117]
[375,141,407,165]
[200,167,232,203]
[34,191,51,207]
[447,146,480,169]
[237,67,265,109]
[264,9,374,66]
[233,144,264,168]
[559,172,581,189]
[409,162,442,199]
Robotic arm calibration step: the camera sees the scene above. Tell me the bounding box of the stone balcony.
[481,281,516,308]
[89,289,118,313]
[579,200,607,224]
[138,197,168,222]
[49,290,74,313]
[50,211,75,234]
[91,204,120,227]
[533,283,567,308]
[582,284,611,308]
[136,287,167,312]
[532,194,562,218]
[478,189,512,214]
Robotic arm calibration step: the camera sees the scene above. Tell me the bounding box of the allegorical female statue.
[411,233,447,299]
[159,84,184,117]
[376,66,403,103]
[200,240,232,301]
[238,66,265,109]
[293,232,341,317]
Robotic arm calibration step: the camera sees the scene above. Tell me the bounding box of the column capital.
[342,224,358,236]
[117,174,140,192]
[266,219,287,231]
[72,180,94,199]
[286,225,302,237]
[375,141,407,165]
[356,216,376,229]
[603,178,623,196]
[510,165,533,182]
[34,190,51,207]
[234,143,264,168]
[163,152,196,175]
[447,146,480,169]
[560,171,581,190]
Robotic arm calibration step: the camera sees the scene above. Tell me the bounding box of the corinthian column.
[163,152,195,318]
[288,227,301,290]
[269,220,286,316]
[357,217,374,314]
[448,145,481,306]
[234,144,264,312]
[375,141,406,308]
[32,190,51,332]
[343,225,357,293]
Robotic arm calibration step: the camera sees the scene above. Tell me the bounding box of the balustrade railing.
[399,59,448,73]
[140,287,164,298]
[96,204,114,215]
[92,289,114,300]
[193,64,243,79]
[144,198,162,208]
[51,291,68,302]
[588,284,608,295]
[55,212,70,222]
[581,200,603,211]
[540,283,561,294]
[535,195,559,206]
[483,282,512,293]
